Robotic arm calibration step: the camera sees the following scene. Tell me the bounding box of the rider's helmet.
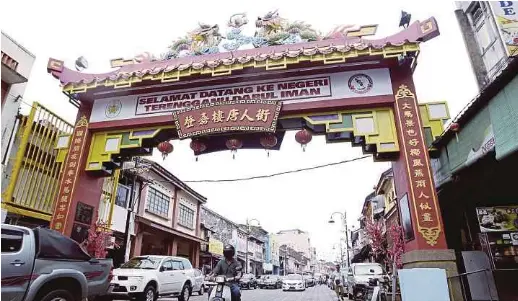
[223,244,235,259]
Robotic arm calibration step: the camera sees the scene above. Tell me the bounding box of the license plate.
[290,286,295,289]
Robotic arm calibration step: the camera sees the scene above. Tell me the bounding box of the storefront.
[432,58,518,300]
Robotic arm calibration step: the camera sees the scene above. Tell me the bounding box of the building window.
[178,203,195,229]
[146,187,170,217]
[115,184,130,208]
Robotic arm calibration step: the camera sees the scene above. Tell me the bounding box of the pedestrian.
[333,265,345,301]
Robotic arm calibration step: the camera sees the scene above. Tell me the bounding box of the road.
[161,284,346,301]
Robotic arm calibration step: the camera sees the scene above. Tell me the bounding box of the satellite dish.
[75,56,89,71]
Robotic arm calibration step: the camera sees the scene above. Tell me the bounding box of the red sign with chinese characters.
[394,85,443,247]
[50,116,89,233]
[172,100,282,139]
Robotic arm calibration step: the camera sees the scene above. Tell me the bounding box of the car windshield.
[354,265,383,275]
[285,274,302,280]
[120,256,162,269]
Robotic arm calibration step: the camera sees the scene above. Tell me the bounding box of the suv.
[346,263,386,300]
[111,255,195,301]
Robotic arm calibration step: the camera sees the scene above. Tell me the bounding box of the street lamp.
[245,218,260,274]
[328,211,351,268]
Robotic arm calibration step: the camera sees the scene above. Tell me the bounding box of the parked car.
[239,273,257,289]
[111,255,195,301]
[257,275,268,288]
[282,274,305,291]
[191,268,205,296]
[1,224,114,301]
[303,274,315,287]
[346,263,386,300]
[263,275,282,289]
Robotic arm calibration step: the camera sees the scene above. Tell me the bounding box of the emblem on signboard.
[105,99,122,118]
[348,73,373,94]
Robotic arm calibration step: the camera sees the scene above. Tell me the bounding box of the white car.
[111,255,195,301]
[191,268,206,296]
[282,274,306,291]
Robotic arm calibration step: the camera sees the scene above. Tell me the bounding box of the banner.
[490,1,518,56]
[209,238,224,256]
[90,68,393,123]
[476,206,518,232]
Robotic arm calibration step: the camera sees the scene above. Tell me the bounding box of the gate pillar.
[50,104,105,239]
[390,67,463,300]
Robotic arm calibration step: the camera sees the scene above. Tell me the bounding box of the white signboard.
[90,68,393,123]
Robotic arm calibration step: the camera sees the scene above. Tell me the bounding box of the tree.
[82,220,118,258]
[364,219,387,263]
[386,224,405,269]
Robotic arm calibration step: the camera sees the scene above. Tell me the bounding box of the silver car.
[191,268,205,295]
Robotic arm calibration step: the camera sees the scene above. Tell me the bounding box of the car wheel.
[198,284,205,295]
[178,283,190,301]
[138,285,157,301]
[39,289,75,301]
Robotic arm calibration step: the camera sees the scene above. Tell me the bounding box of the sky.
[1,0,479,261]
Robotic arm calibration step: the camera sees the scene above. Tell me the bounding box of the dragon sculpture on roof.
[161,10,322,60]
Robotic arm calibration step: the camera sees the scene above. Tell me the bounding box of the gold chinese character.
[256,109,271,122]
[240,109,254,121]
[74,138,82,145]
[65,178,73,185]
[76,130,84,137]
[405,120,415,127]
[414,169,424,177]
[63,186,70,194]
[404,111,413,118]
[212,110,224,123]
[54,222,62,230]
[199,113,209,125]
[69,161,77,168]
[56,213,65,219]
[419,202,432,210]
[61,195,68,202]
[408,139,419,146]
[73,145,80,152]
[406,129,417,137]
[402,103,412,109]
[413,159,424,167]
[67,169,75,177]
[422,213,433,222]
[70,154,78,160]
[410,148,421,156]
[418,191,430,199]
[415,180,426,188]
[226,109,240,122]
[184,115,196,128]
[58,204,67,211]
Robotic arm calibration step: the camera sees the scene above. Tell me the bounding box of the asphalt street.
[172,284,346,301]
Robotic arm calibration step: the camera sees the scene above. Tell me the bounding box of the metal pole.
[245,219,249,274]
[391,261,397,301]
[343,212,351,267]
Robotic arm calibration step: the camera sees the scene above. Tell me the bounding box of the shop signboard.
[476,206,518,232]
[490,1,518,56]
[209,238,224,256]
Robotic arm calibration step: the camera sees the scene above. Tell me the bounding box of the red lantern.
[190,139,207,161]
[225,138,243,159]
[157,141,173,160]
[295,128,313,151]
[449,122,460,132]
[259,133,278,157]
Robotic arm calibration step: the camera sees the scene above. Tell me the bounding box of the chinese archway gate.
[46,13,461,299]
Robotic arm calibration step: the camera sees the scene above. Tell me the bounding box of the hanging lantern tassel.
[157,141,174,160]
[259,133,278,158]
[295,128,313,152]
[225,138,243,159]
[190,139,207,162]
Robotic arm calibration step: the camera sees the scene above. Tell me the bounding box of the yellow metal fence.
[2,102,74,220]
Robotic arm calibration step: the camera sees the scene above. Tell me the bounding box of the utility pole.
[343,212,351,268]
[245,218,260,274]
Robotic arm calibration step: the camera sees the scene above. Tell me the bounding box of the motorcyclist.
[209,244,243,301]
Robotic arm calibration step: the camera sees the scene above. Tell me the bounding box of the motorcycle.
[207,275,233,301]
[358,277,389,301]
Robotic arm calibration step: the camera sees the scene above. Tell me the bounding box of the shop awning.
[136,216,206,244]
